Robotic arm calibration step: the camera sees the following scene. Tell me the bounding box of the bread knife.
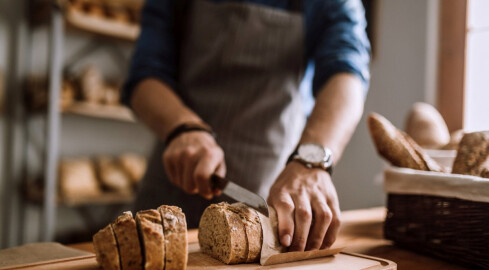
[211,174,269,217]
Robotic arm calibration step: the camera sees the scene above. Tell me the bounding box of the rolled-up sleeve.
[311,0,371,97]
[121,0,177,107]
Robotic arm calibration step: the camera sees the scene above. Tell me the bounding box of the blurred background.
[0,0,488,249]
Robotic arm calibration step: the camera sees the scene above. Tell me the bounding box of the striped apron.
[134,0,306,228]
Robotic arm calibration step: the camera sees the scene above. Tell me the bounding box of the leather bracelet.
[164,122,217,146]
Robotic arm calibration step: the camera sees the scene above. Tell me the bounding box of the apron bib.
[135,0,306,228]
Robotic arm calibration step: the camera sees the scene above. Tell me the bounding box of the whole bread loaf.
[405,102,450,149]
[452,131,489,178]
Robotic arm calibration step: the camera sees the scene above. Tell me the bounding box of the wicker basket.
[383,167,489,269]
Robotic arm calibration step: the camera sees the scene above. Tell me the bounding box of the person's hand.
[267,161,341,251]
[163,131,226,199]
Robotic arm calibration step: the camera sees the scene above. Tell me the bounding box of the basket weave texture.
[384,194,489,269]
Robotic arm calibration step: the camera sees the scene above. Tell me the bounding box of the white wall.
[333,0,439,210]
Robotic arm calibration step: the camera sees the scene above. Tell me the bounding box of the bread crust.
[136,209,165,270]
[198,202,248,264]
[158,205,188,270]
[229,203,262,262]
[452,131,489,178]
[368,113,443,172]
[112,211,143,270]
[93,224,121,270]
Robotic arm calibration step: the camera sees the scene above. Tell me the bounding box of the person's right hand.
[162,131,226,199]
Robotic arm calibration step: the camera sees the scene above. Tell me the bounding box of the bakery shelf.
[60,0,143,41]
[63,101,136,122]
[60,191,135,207]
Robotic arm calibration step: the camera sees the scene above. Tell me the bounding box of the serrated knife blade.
[211,174,269,217]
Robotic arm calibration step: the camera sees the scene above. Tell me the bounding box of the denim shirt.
[122,0,371,106]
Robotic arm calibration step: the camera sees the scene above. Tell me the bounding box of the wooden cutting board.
[0,230,396,270]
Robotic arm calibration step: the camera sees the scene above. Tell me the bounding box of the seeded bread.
[112,211,143,270]
[158,205,188,270]
[198,202,248,264]
[452,131,489,178]
[136,209,165,270]
[93,224,121,270]
[229,203,262,262]
[368,113,443,172]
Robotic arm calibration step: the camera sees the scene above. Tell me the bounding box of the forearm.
[300,73,365,164]
[130,78,203,141]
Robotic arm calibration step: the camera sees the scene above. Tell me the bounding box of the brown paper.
[257,208,343,266]
[0,242,94,270]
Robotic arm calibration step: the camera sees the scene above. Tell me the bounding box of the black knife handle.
[210,174,229,191]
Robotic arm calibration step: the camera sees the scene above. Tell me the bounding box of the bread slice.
[136,209,165,270]
[229,203,262,262]
[158,205,188,270]
[198,202,248,264]
[93,224,121,270]
[452,131,489,178]
[112,211,143,270]
[367,113,443,172]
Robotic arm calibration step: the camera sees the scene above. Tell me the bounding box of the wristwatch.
[287,143,334,175]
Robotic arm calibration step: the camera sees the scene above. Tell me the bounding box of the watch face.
[297,143,326,163]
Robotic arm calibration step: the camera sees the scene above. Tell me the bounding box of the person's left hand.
[267,161,341,252]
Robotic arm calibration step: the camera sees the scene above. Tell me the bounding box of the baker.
[122,0,370,252]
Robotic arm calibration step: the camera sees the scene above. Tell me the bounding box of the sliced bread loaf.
[93,224,121,270]
[229,203,262,262]
[158,205,188,270]
[136,209,165,270]
[112,211,143,270]
[198,202,249,264]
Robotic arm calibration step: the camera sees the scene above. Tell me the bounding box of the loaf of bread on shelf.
[367,112,444,172]
[58,157,100,198]
[93,206,188,270]
[93,224,121,270]
[80,65,105,104]
[136,210,165,270]
[198,202,263,264]
[96,156,131,193]
[118,153,147,185]
[452,131,489,178]
[404,102,450,149]
[158,205,188,270]
[112,211,143,270]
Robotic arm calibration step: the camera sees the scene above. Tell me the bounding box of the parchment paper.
[257,207,343,266]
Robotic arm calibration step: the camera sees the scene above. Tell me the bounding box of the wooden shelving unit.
[32,0,143,242]
[63,102,136,122]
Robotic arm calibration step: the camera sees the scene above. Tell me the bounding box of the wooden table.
[70,207,468,270]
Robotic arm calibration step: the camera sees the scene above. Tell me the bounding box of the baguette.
[136,210,165,270]
[112,211,143,270]
[93,224,121,270]
[158,205,188,270]
[367,112,443,172]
